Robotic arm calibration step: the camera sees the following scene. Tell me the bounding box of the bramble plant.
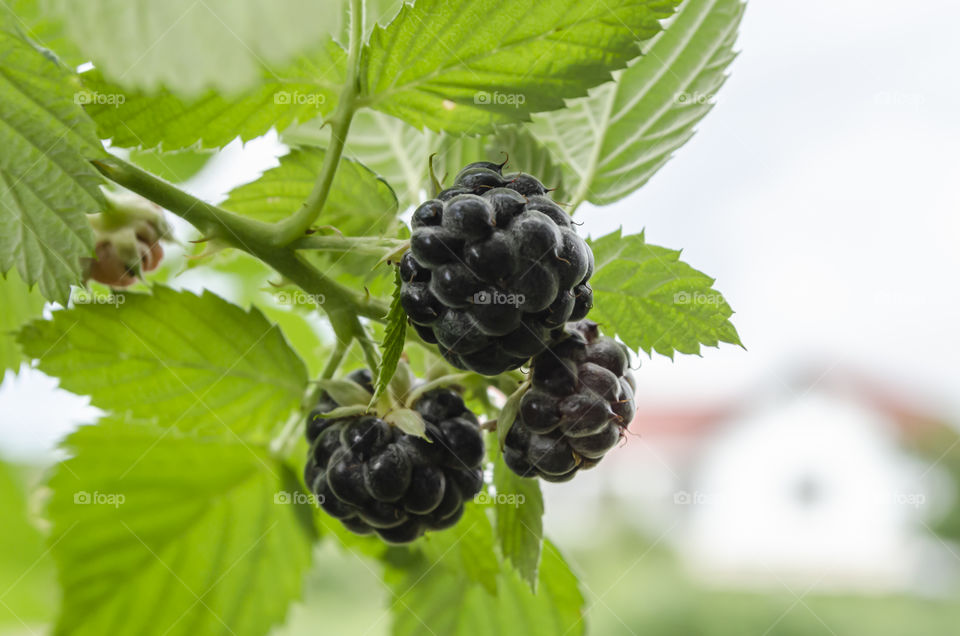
[0,0,744,634]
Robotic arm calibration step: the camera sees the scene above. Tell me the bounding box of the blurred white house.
[543,368,960,595]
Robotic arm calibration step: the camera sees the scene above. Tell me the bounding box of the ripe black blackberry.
[305,368,373,443]
[400,161,594,376]
[304,374,485,543]
[502,320,636,482]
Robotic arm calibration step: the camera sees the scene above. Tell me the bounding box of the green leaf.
[375,269,407,399]
[314,404,368,420]
[304,246,400,305]
[0,460,56,626]
[47,418,316,636]
[18,286,308,437]
[315,378,372,408]
[496,381,529,451]
[292,114,571,211]
[383,408,427,439]
[403,373,471,410]
[387,360,415,403]
[492,449,544,590]
[184,250,331,378]
[287,109,429,211]
[386,556,466,636]
[359,0,405,39]
[420,504,498,595]
[486,127,569,203]
[0,22,104,303]
[530,0,745,207]
[128,148,213,183]
[221,147,398,236]
[363,0,679,133]
[0,269,45,373]
[5,0,87,67]
[46,0,344,96]
[388,538,584,636]
[588,228,741,358]
[432,134,489,188]
[80,40,346,150]
[520,540,585,634]
[425,128,570,206]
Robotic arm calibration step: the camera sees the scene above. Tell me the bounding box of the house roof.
[625,365,952,445]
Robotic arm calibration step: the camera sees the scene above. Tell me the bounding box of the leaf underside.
[364,0,679,133]
[531,0,745,207]
[0,23,104,303]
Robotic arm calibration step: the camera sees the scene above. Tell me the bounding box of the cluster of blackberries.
[304,370,485,544]
[503,321,636,482]
[303,165,639,540]
[400,162,595,376]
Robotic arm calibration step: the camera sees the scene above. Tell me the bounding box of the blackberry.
[400,162,594,375]
[305,368,373,443]
[503,320,636,481]
[304,374,485,543]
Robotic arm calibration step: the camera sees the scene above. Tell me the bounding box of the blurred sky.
[590,0,960,414]
[2,0,959,459]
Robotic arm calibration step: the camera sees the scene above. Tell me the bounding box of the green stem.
[357,327,381,374]
[321,339,350,380]
[493,372,525,397]
[403,373,472,409]
[91,157,389,329]
[291,235,406,254]
[273,0,365,245]
[92,158,271,241]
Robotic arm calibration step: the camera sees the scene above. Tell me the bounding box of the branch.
[92,158,270,241]
[272,0,365,245]
[91,156,390,329]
